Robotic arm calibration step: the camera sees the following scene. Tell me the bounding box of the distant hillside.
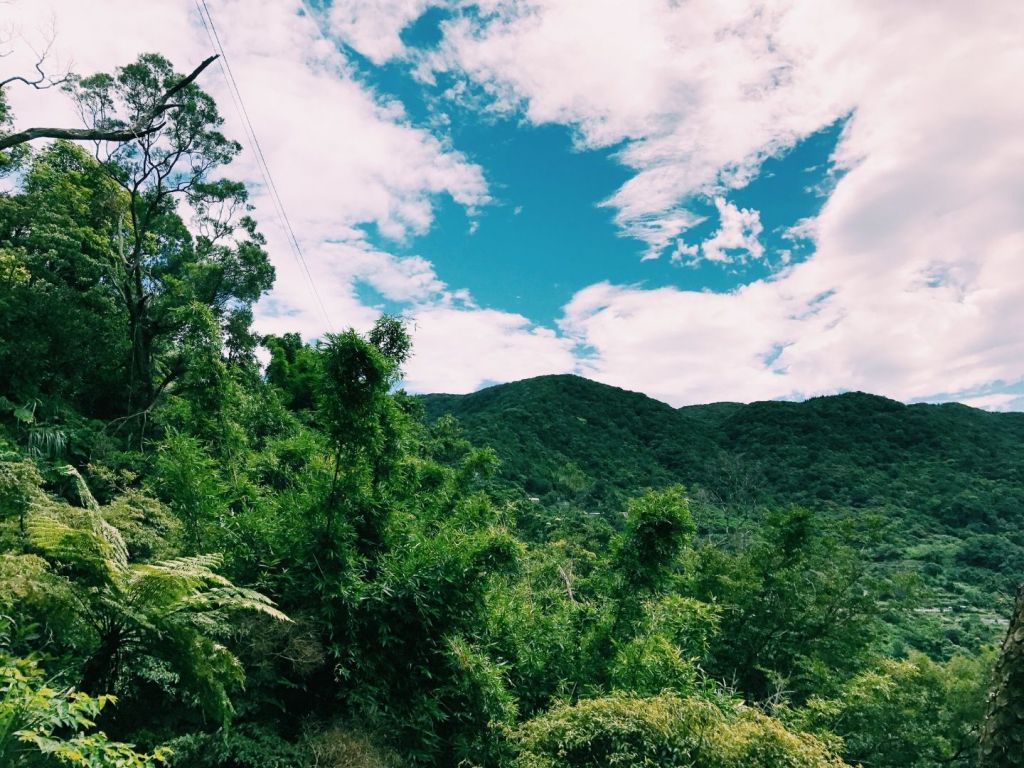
[423,375,718,504]
[423,375,1024,517]
[422,374,1024,608]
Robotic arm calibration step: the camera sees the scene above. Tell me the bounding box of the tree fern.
[15,467,289,723]
[27,508,129,585]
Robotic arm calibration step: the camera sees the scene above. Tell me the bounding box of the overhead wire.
[194,0,335,331]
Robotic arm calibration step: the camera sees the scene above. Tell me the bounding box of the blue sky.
[342,9,842,328]
[6,0,1024,409]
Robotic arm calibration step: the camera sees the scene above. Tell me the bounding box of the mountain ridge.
[424,372,1010,415]
[420,373,1024,613]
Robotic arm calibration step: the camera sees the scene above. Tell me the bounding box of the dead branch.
[0,54,218,151]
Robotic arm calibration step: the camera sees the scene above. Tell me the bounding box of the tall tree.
[317,316,410,550]
[0,142,127,411]
[692,508,884,702]
[68,53,273,412]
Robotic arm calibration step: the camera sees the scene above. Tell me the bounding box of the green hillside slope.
[422,375,1024,626]
[423,376,1024,519]
[424,375,718,503]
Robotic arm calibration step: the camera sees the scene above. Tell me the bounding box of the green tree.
[264,333,319,411]
[68,53,273,413]
[692,508,885,702]
[614,485,695,596]
[316,318,411,550]
[0,143,127,412]
[152,430,229,553]
[0,53,219,152]
[797,652,992,767]
[2,464,288,724]
[513,693,847,768]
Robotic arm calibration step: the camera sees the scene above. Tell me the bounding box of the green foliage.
[0,142,128,412]
[609,597,720,697]
[481,540,600,715]
[100,491,180,562]
[795,651,993,767]
[0,654,170,767]
[318,329,395,459]
[10,53,273,419]
[615,486,695,594]
[0,89,30,172]
[691,507,887,701]
[608,634,700,698]
[0,459,43,537]
[264,333,319,411]
[513,694,847,768]
[367,314,413,367]
[439,636,519,766]
[423,376,1024,635]
[1,462,288,724]
[153,431,228,553]
[339,509,524,764]
[300,724,404,768]
[422,374,710,506]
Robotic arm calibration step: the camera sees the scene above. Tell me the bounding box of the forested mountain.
[1,53,1021,768]
[423,374,1024,526]
[424,375,1024,641]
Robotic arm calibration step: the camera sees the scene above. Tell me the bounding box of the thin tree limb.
[0,54,218,151]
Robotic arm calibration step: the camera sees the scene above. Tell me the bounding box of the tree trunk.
[126,297,154,411]
[979,584,1024,767]
[80,629,123,695]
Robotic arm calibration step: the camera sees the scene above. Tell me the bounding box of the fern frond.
[177,585,291,623]
[14,480,287,725]
[28,428,68,460]
[55,464,98,510]
[151,554,231,584]
[25,509,128,586]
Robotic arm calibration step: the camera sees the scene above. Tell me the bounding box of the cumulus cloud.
[959,393,1024,412]
[423,0,1024,407]
[402,306,576,393]
[692,198,764,264]
[560,280,801,406]
[424,0,854,259]
[4,0,1024,409]
[325,0,437,65]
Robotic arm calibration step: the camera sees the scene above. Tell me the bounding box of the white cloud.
[425,0,855,259]
[958,393,1024,412]
[4,0,1024,411]
[696,198,764,264]
[560,280,801,406]
[402,306,576,393]
[424,0,1024,408]
[325,0,436,65]
[673,241,699,263]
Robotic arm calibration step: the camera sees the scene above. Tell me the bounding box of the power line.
[194,0,335,332]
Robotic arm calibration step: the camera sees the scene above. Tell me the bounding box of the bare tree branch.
[160,55,218,103]
[0,122,167,150]
[0,18,71,90]
[0,54,218,151]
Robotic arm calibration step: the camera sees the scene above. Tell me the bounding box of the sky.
[3,0,1024,409]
